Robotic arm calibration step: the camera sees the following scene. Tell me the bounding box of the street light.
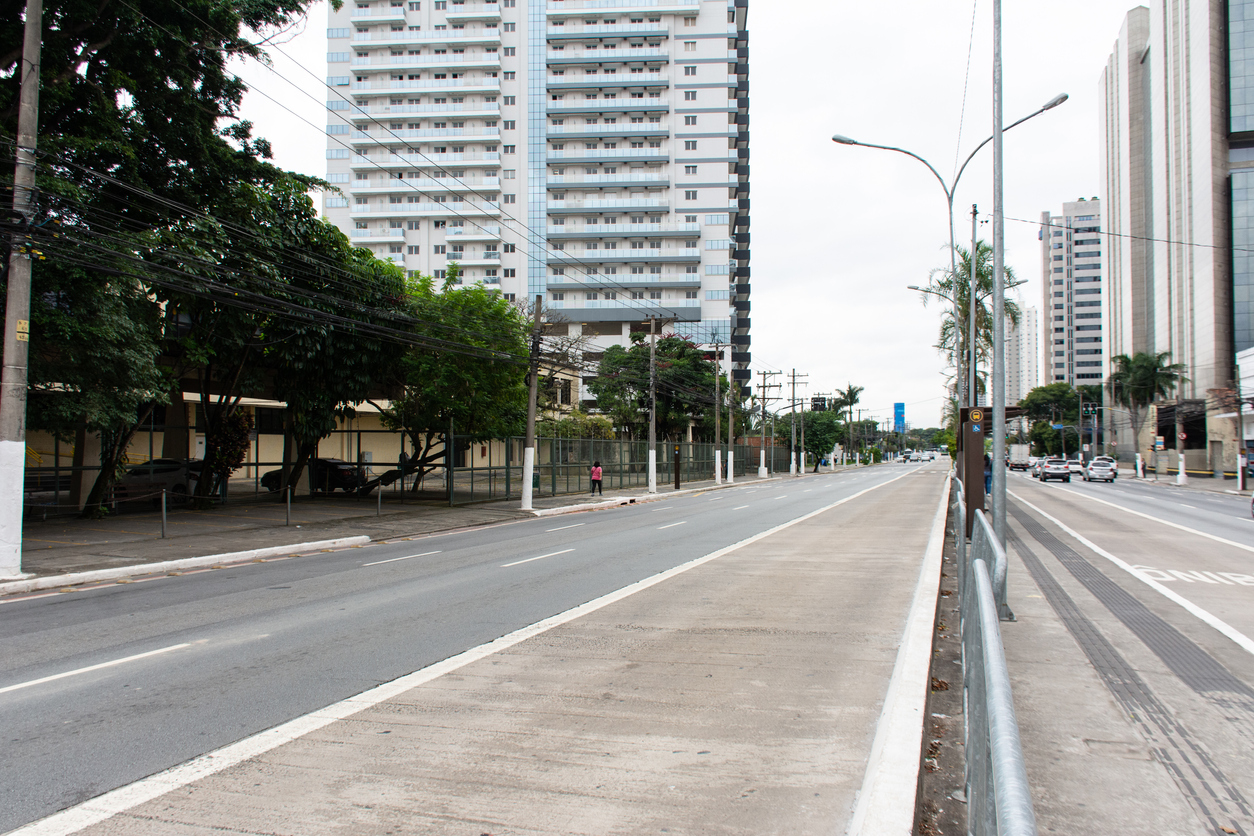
[832,93,1067,408]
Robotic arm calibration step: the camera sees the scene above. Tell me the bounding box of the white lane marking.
[362,551,441,567]
[1050,485,1254,555]
[708,497,725,502]
[0,644,192,697]
[733,505,750,511]
[1010,491,1254,659]
[847,467,950,835]
[501,549,575,568]
[12,468,924,836]
[803,489,813,493]
[774,495,788,500]
[1179,504,1197,510]
[658,521,687,530]
[545,523,586,532]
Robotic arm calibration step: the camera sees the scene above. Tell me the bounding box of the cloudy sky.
[233,0,1144,429]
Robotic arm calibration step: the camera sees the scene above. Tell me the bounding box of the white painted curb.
[846,474,950,835]
[0,537,372,597]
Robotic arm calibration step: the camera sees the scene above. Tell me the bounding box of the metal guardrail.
[951,474,1037,836]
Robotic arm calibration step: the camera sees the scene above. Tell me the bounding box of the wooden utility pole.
[1,0,44,578]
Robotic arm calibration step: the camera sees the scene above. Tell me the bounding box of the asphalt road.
[1010,469,1254,546]
[0,462,932,834]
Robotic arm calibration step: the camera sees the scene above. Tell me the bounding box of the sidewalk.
[15,467,948,836]
[9,468,862,583]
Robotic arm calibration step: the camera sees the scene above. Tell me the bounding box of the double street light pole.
[831,91,1067,412]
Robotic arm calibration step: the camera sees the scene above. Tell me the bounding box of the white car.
[1066,459,1085,476]
[1083,459,1118,482]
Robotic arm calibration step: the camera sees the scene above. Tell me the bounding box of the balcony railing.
[546,48,669,62]
[350,78,501,91]
[371,102,500,116]
[351,127,501,143]
[547,22,668,38]
[548,198,668,210]
[352,177,501,193]
[548,173,668,186]
[446,250,500,260]
[547,0,699,10]
[546,73,666,87]
[548,148,667,160]
[446,2,502,19]
[447,225,502,237]
[351,54,501,69]
[547,122,667,135]
[546,222,699,235]
[352,28,500,44]
[546,98,670,112]
[352,152,501,168]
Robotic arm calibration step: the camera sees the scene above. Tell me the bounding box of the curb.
[0,536,371,597]
[527,474,790,517]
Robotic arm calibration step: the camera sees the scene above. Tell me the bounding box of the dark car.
[114,458,204,504]
[261,458,364,493]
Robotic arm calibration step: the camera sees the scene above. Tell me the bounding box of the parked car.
[1038,458,1071,483]
[114,458,203,504]
[261,458,365,493]
[1083,459,1118,482]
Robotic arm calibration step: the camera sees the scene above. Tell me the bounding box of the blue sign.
[894,402,905,434]
[972,423,982,433]
[1051,423,1063,429]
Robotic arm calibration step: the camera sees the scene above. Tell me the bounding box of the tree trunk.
[79,406,153,518]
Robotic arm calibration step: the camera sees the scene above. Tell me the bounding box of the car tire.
[1064,477,1071,483]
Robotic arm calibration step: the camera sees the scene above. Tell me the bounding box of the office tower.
[323,0,751,400]
[1006,305,1039,405]
[1039,198,1104,387]
[1101,2,1244,473]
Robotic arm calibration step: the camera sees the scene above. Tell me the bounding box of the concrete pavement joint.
[6,468,918,836]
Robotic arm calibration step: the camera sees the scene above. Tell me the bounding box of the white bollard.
[758,449,768,478]
[727,450,734,484]
[648,448,657,493]
[714,450,723,485]
[521,446,535,510]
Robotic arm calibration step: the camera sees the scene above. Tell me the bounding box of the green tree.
[1019,383,1082,456]
[587,333,717,441]
[1107,352,1187,460]
[916,241,1021,398]
[803,410,844,471]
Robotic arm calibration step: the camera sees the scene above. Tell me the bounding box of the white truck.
[1008,444,1032,471]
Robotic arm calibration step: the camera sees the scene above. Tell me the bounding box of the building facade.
[1100,2,1244,474]
[1006,304,1039,404]
[1039,199,1104,387]
[323,0,751,399]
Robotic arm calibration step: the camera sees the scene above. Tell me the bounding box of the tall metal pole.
[647,317,657,493]
[520,294,543,511]
[758,372,768,477]
[713,341,722,483]
[1,0,44,578]
[969,203,979,408]
[726,369,735,483]
[799,398,806,475]
[790,370,797,475]
[991,0,1008,544]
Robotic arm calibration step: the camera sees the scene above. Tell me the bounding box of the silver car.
[1038,458,1071,483]
[1084,459,1118,482]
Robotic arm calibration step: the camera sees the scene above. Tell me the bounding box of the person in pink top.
[590,461,603,495]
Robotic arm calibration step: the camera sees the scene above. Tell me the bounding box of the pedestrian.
[983,453,993,496]
[590,460,603,495]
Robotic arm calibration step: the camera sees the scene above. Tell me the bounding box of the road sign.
[1178,432,1187,441]
[970,409,983,423]
[1051,423,1063,429]
[972,423,982,433]
[1083,444,1090,452]
[1155,435,1165,451]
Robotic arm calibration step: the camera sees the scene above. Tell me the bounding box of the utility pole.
[790,370,797,475]
[1,0,44,579]
[727,372,735,483]
[991,0,1008,543]
[520,295,544,511]
[969,202,979,408]
[799,397,806,476]
[713,341,722,484]
[757,370,780,477]
[647,317,658,493]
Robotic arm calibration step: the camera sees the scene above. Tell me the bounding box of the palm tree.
[1106,352,1187,461]
[916,240,1022,400]
[839,384,863,454]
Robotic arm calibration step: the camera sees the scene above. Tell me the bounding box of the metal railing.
[951,474,1037,836]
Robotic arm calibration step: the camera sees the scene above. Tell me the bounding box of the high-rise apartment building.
[323,0,751,398]
[1039,198,1104,387]
[1006,305,1039,404]
[1101,2,1245,473]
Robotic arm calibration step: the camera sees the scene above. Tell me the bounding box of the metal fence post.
[161,489,167,539]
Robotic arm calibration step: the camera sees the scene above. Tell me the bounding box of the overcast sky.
[233,0,1143,429]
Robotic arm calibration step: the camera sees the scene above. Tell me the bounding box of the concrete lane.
[0,464,933,833]
[17,463,948,836]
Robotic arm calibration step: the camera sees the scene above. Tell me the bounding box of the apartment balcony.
[446,2,502,22]
[351,126,501,145]
[546,98,669,114]
[545,48,669,65]
[548,147,668,164]
[447,225,502,240]
[350,202,502,218]
[349,7,406,23]
[551,300,701,322]
[547,197,669,214]
[351,177,501,194]
[548,173,668,188]
[349,229,406,243]
[551,248,701,263]
[445,250,501,266]
[547,123,668,139]
[545,0,700,16]
[351,29,501,47]
[369,102,500,118]
[546,73,668,90]
[547,273,701,289]
[352,77,501,93]
[546,22,668,41]
[546,221,699,239]
[351,54,501,71]
[351,152,501,170]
